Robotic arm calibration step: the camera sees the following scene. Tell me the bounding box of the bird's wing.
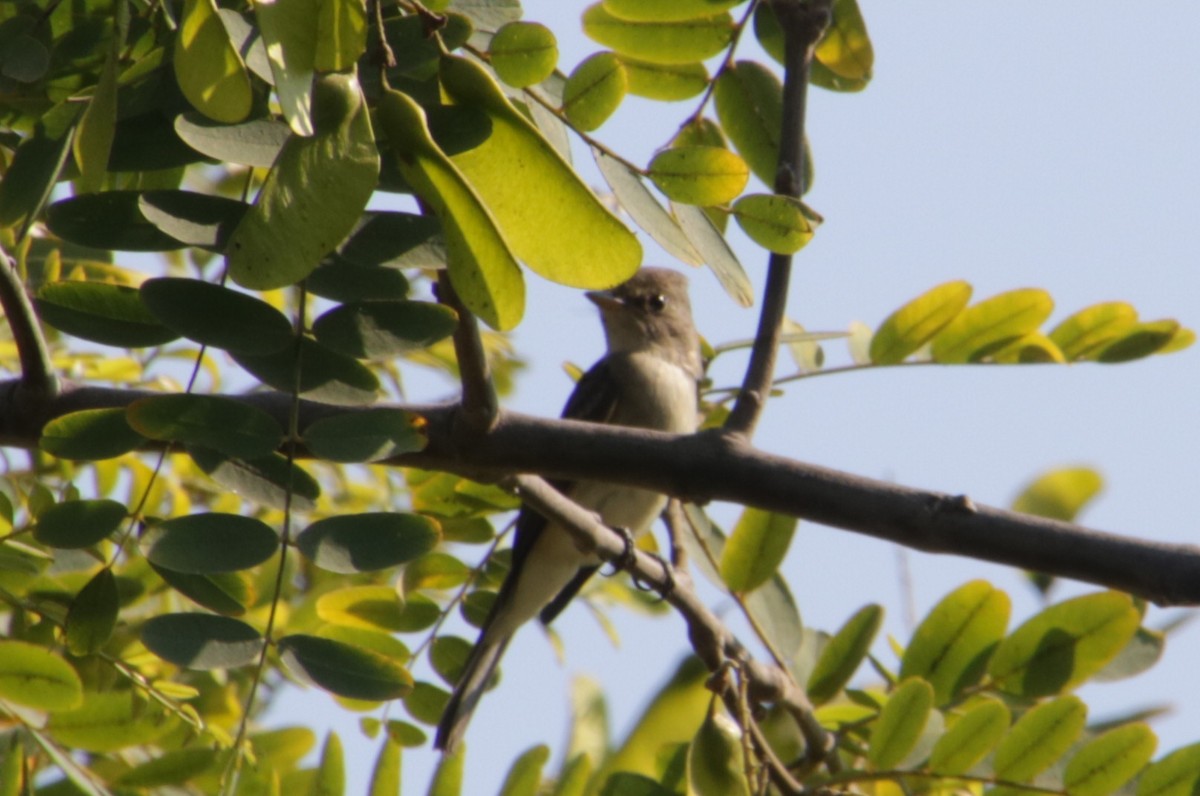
[509,358,621,577]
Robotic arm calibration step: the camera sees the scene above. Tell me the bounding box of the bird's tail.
[434,632,511,752]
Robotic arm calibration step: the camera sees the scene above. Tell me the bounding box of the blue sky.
[270,3,1200,791]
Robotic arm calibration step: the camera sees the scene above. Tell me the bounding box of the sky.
[268,2,1200,792]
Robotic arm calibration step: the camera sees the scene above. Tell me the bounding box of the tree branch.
[435,270,498,435]
[725,0,831,438]
[6,380,1200,607]
[0,244,57,400]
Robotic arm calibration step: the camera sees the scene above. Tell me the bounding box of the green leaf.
[337,211,441,270]
[297,512,441,573]
[593,147,702,265]
[1012,467,1104,522]
[36,281,180,347]
[929,698,1010,775]
[989,591,1141,698]
[718,507,796,593]
[174,113,291,168]
[33,499,126,549]
[114,748,219,788]
[313,300,458,359]
[562,51,628,131]
[40,408,144,461]
[990,332,1067,364]
[648,146,749,205]
[127,394,284,460]
[930,288,1054,364]
[65,568,119,656]
[368,739,402,796]
[135,191,249,251]
[619,56,708,101]
[1093,626,1165,682]
[583,3,733,65]
[278,634,413,701]
[993,695,1087,783]
[311,732,345,796]
[175,0,252,123]
[141,612,263,669]
[151,563,253,616]
[714,61,781,187]
[870,280,973,365]
[317,585,405,633]
[1138,743,1200,796]
[384,720,428,748]
[376,87,524,331]
[315,625,410,662]
[45,192,187,252]
[0,116,76,229]
[731,193,815,253]
[688,709,751,796]
[490,22,558,88]
[308,261,416,302]
[672,202,754,306]
[47,691,171,752]
[867,678,934,769]
[1064,724,1157,796]
[807,604,882,705]
[73,49,119,193]
[252,726,318,766]
[227,73,380,290]
[602,0,743,22]
[316,0,366,71]
[140,277,293,355]
[189,447,321,512]
[754,1,870,91]
[499,745,551,796]
[428,635,473,686]
[814,0,873,84]
[1048,301,1138,360]
[253,0,318,135]
[302,408,427,462]
[440,54,644,290]
[141,513,279,574]
[232,337,381,405]
[403,552,469,592]
[0,640,83,710]
[1096,320,1181,363]
[900,580,1010,704]
[428,742,463,796]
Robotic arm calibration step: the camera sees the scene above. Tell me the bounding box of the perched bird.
[435,267,702,752]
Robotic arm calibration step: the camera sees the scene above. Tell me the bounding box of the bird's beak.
[586,289,624,313]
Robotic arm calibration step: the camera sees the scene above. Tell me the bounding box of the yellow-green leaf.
[929,698,1010,775]
[1012,467,1104,523]
[1096,320,1182,363]
[1064,724,1156,796]
[807,604,882,705]
[814,0,873,81]
[731,193,815,253]
[440,54,643,290]
[868,678,934,770]
[714,61,782,187]
[718,507,796,593]
[582,3,733,65]
[73,50,119,193]
[990,332,1067,364]
[688,708,751,796]
[376,87,524,330]
[648,146,749,205]
[602,0,743,22]
[1048,301,1137,360]
[0,640,83,710]
[930,288,1054,364]
[316,0,367,72]
[316,585,405,633]
[175,0,252,124]
[255,0,318,135]
[619,56,708,101]
[227,72,380,290]
[489,22,558,88]
[47,691,172,752]
[562,51,628,131]
[1138,743,1200,796]
[65,567,119,656]
[870,280,972,364]
[994,696,1087,783]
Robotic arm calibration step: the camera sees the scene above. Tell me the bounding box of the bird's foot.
[600,526,637,576]
[631,550,675,602]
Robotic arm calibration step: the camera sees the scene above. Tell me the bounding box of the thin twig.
[724,0,831,438]
[436,270,498,434]
[0,244,57,398]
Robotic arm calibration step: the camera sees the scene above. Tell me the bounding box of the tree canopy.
[0,0,1198,794]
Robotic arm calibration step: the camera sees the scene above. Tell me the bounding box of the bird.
[435,267,702,752]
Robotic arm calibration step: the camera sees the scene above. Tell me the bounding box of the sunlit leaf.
[254,0,318,135]
[930,288,1054,364]
[807,604,882,705]
[316,0,367,71]
[297,512,441,573]
[141,613,263,669]
[814,0,873,82]
[989,591,1140,697]
[141,513,279,574]
[602,0,743,22]
[440,54,643,289]
[369,738,402,796]
[562,51,628,131]
[648,146,749,205]
[929,698,1010,775]
[227,73,379,290]
[731,193,815,253]
[1138,743,1200,796]
[688,709,750,796]
[114,748,220,788]
[127,394,284,459]
[583,3,733,65]
[175,0,252,123]
[47,691,172,752]
[620,56,708,101]
[489,22,558,87]
[718,507,796,593]
[1064,723,1156,796]
[317,585,405,632]
[870,281,972,365]
[0,640,83,710]
[867,678,934,769]
[1012,467,1103,522]
[279,634,413,701]
[993,696,1087,783]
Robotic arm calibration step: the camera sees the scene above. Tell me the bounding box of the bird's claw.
[632,550,675,602]
[600,526,637,576]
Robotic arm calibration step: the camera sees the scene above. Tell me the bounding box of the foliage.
[0,0,1194,794]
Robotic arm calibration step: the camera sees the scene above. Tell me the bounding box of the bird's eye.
[646,293,667,313]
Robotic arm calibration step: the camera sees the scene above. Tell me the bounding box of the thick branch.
[435,271,498,434]
[0,244,57,399]
[5,380,1200,606]
[724,0,830,438]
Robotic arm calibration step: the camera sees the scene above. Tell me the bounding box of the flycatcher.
[435,267,702,752]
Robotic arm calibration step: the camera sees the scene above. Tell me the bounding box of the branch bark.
[6,380,1200,607]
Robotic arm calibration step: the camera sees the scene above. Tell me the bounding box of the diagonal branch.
[435,270,498,435]
[0,244,57,400]
[725,0,831,438]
